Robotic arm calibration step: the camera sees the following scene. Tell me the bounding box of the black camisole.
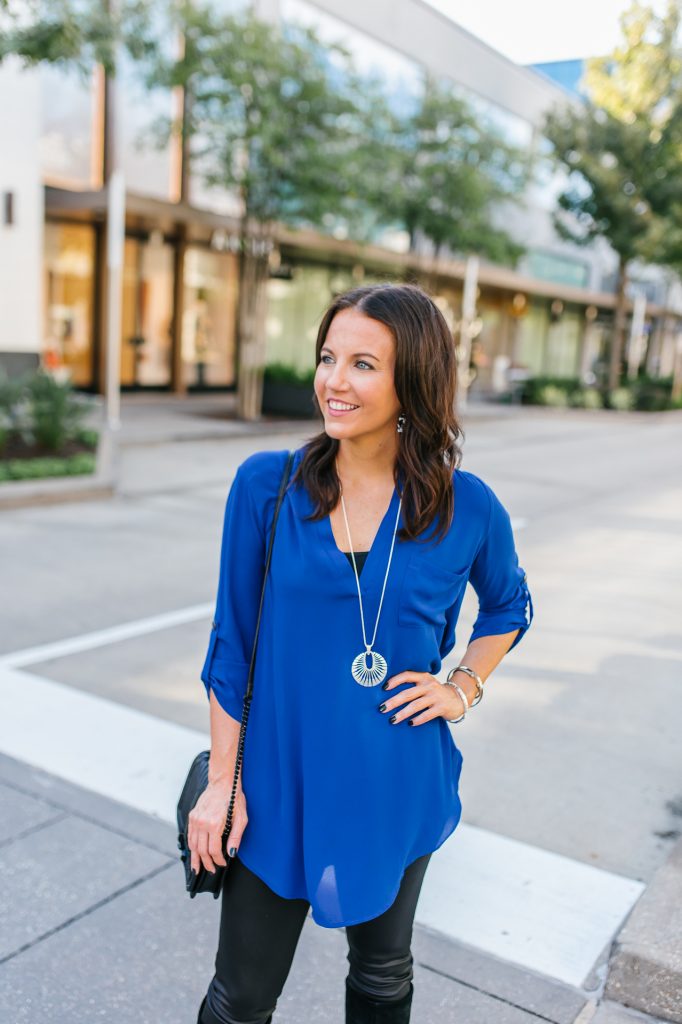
[343,550,369,575]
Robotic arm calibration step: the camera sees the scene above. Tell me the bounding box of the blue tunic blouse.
[201,444,534,928]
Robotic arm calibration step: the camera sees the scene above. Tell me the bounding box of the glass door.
[121,236,174,388]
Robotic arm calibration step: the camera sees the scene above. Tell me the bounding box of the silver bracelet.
[442,679,468,723]
[447,665,485,707]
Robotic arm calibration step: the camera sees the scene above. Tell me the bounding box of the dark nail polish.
[378,703,386,712]
[389,714,397,724]
[408,720,414,726]
[381,681,389,690]
[229,847,237,857]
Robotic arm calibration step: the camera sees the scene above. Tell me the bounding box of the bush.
[264,362,316,387]
[520,375,580,405]
[0,368,98,456]
[0,452,96,482]
[538,384,570,407]
[629,375,674,411]
[607,387,634,411]
[521,372,680,411]
[567,387,603,409]
[26,371,91,451]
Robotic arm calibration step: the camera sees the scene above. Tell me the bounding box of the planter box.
[262,378,316,418]
[0,428,117,510]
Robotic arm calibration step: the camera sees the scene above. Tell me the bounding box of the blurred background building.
[1,0,680,399]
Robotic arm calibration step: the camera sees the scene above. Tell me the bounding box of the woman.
[189,283,534,1024]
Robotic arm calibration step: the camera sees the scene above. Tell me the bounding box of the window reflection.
[121,237,174,387]
[182,248,238,388]
[43,222,95,386]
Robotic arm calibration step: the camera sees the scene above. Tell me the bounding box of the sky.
[423,0,671,64]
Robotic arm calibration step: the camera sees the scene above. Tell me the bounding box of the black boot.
[345,978,413,1024]
[197,993,273,1024]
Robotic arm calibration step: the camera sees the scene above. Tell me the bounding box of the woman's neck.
[335,436,398,487]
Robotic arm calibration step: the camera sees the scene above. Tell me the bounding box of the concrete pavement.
[1,400,681,1021]
[0,750,593,1024]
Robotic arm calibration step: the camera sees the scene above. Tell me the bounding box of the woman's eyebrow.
[320,346,380,361]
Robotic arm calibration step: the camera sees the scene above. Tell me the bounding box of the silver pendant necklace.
[339,482,403,687]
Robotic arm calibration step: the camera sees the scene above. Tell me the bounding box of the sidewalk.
[0,751,590,1024]
[1,749,678,1023]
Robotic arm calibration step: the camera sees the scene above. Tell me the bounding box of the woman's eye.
[320,355,372,369]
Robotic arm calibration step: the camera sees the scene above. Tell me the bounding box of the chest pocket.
[398,556,469,630]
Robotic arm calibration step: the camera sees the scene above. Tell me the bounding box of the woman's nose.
[326,362,349,389]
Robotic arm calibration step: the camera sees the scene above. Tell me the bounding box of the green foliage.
[25,371,91,451]
[358,70,528,264]
[75,427,100,449]
[520,375,580,404]
[0,368,97,453]
[520,373,679,411]
[543,1,682,271]
[0,372,27,437]
[0,0,153,75]
[140,3,367,231]
[627,373,677,410]
[537,384,570,407]
[543,100,658,262]
[264,362,316,386]
[607,386,635,410]
[0,453,96,482]
[568,387,604,409]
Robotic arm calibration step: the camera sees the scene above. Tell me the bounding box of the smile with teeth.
[328,399,359,410]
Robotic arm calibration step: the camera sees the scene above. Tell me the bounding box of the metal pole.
[105,168,125,431]
[457,254,479,410]
[627,292,647,381]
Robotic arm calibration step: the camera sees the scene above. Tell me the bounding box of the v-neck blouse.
[201,445,534,928]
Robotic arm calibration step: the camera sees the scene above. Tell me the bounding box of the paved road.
[1,402,681,1021]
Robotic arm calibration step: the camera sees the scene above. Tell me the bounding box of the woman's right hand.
[187,781,249,876]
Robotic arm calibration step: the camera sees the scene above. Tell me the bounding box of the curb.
[0,429,117,511]
[604,836,682,1022]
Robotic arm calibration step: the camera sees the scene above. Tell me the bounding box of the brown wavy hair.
[289,282,465,544]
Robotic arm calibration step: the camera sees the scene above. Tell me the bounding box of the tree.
[0,0,150,74]
[544,0,682,391]
[360,70,529,286]
[142,2,372,420]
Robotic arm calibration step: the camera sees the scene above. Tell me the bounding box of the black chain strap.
[221,450,295,840]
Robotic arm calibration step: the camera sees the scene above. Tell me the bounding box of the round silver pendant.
[351,649,388,687]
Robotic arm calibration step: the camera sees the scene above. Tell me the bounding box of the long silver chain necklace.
[339,480,403,687]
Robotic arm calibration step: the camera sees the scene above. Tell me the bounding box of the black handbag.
[177,450,296,898]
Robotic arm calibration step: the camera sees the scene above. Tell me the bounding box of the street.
[1,401,681,1021]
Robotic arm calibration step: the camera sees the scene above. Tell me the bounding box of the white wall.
[0,58,43,357]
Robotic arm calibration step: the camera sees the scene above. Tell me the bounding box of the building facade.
[1,0,680,399]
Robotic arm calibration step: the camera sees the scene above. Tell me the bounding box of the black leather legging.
[200,851,432,1024]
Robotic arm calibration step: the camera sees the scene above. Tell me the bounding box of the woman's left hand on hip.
[377,671,463,726]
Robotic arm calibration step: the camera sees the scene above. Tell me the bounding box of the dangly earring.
[396,413,406,433]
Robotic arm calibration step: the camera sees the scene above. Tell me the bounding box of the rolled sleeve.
[467,482,534,652]
[200,462,266,722]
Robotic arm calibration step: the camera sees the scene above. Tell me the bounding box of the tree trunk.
[235,219,273,421]
[609,256,629,392]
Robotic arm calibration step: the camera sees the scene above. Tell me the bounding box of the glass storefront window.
[43,222,96,387]
[516,303,548,375]
[266,263,387,373]
[182,248,238,388]
[40,66,94,186]
[546,309,581,377]
[121,237,174,387]
[118,50,174,201]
